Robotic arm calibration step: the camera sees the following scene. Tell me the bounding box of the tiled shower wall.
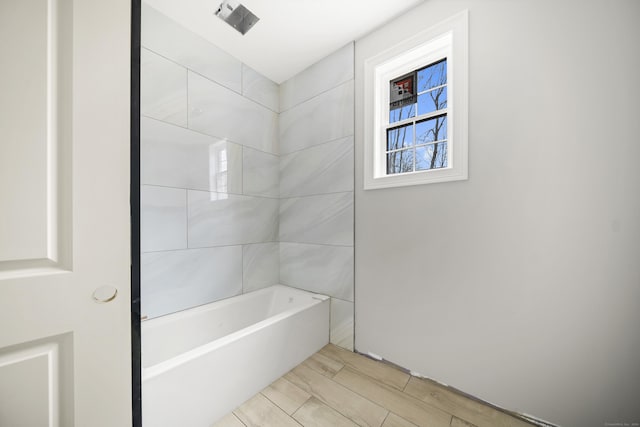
[140,5,355,350]
[140,5,280,319]
[279,45,355,350]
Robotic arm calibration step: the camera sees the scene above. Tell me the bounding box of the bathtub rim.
[142,285,329,380]
[142,284,322,328]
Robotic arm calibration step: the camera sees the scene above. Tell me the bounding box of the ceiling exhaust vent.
[215,0,260,35]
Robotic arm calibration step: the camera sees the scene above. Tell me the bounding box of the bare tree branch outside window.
[387,58,448,174]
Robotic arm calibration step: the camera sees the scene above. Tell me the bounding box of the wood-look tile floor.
[212,344,536,427]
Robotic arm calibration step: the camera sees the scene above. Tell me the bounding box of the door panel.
[0,334,74,427]
[0,0,132,426]
[0,0,71,273]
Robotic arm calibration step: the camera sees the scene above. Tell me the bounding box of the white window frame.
[364,10,468,189]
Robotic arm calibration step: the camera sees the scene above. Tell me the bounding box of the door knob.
[92,286,118,303]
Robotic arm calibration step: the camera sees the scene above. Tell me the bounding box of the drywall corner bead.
[367,351,383,361]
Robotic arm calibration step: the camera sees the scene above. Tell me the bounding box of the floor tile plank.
[450,416,477,427]
[285,363,389,427]
[403,377,532,427]
[382,413,421,427]
[333,367,451,427]
[319,344,410,391]
[213,346,536,427]
[234,393,302,427]
[211,412,246,427]
[261,377,311,415]
[303,351,344,378]
[292,396,360,427]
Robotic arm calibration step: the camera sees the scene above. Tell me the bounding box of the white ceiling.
[143,0,425,84]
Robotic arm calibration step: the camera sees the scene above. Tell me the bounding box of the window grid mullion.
[417,83,447,96]
[386,140,448,155]
[387,107,448,130]
[412,121,418,172]
[414,139,447,149]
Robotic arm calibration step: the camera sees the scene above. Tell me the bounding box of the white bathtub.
[141,285,330,427]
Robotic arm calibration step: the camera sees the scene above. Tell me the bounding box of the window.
[364,11,468,189]
[386,59,448,174]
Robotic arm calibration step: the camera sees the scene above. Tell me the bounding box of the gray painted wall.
[354,1,640,426]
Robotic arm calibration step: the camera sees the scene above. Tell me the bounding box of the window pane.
[417,59,447,92]
[389,72,416,123]
[387,149,414,174]
[418,86,447,115]
[389,103,416,124]
[386,124,413,151]
[416,115,447,144]
[416,143,447,170]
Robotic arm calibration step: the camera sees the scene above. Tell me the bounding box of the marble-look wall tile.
[142,4,241,93]
[242,64,279,112]
[141,185,187,252]
[243,243,279,293]
[141,117,242,193]
[141,48,187,127]
[280,43,354,112]
[280,192,353,246]
[279,81,354,155]
[280,243,353,301]
[188,72,279,154]
[280,137,354,198]
[188,190,278,248]
[330,298,354,351]
[141,246,242,319]
[243,148,279,198]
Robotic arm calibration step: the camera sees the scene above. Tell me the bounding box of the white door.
[0,0,133,426]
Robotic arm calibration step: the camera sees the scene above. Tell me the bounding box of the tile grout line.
[234,413,248,427]
[279,241,354,249]
[230,411,247,427]
[141,242,277,255]
[300,360,392,426]
[288,365,386,427]
[185,189,190,249]
[319,348,442,419]
[279,77,354,114]
[140,183,281,200]
[240,145,245,197]
[280,133,355,157]
[188,67,279,113]
[304,353,343,379]
[328,297,333,345]
[335,364,459,425]
[401,374,411,392]
[140,114,279,157]
[403,372,537,427]
[240,243,244,294]
[142,45,279,113]
[380,411,391,427]
[279,189,355,201]
[186,66,189,128]
[292,396,313,419]
[259,389,309,422]
[327,349,410,393]
[329,366,423,426]
[259,391,306,427]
